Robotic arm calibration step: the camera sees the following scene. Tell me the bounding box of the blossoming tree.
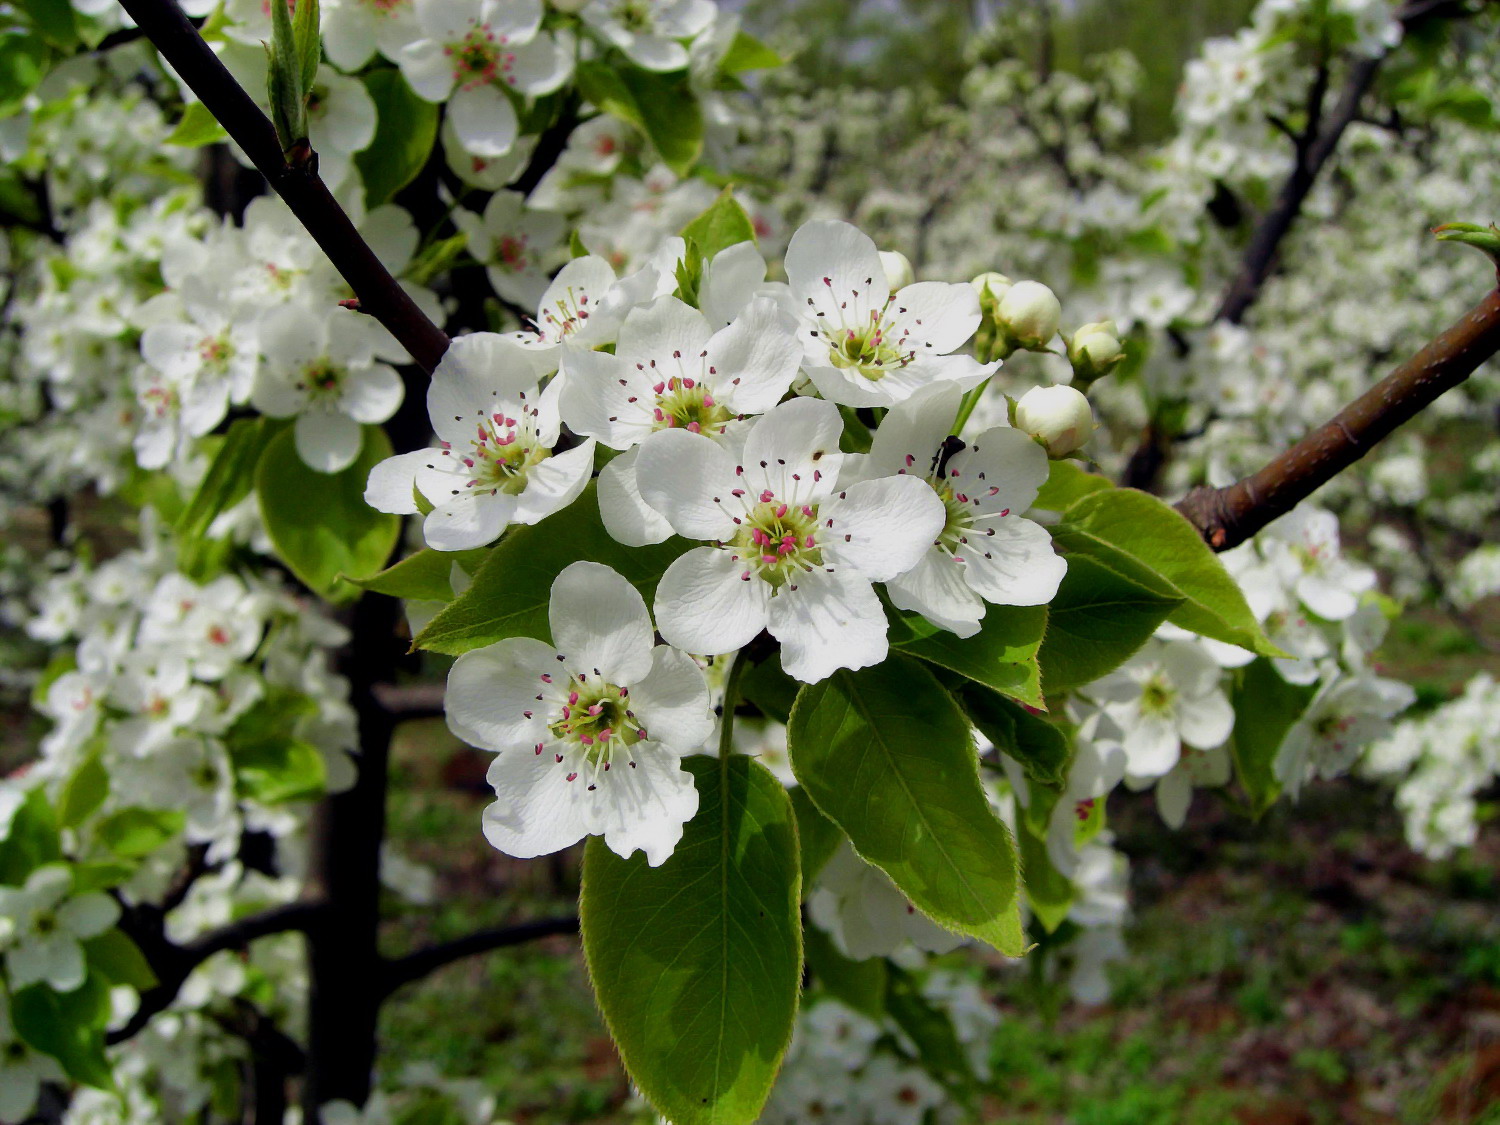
[0,0,1496,1121]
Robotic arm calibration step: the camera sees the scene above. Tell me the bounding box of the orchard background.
[0,0,1498,1122]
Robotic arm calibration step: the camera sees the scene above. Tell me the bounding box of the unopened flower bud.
[997,281,1061,351]
[1014,385,1094,458]
[879,250,914,292]
[1067,319,1124,388]
[970,271,1013,308]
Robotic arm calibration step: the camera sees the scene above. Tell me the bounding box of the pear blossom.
[252,305,404,473]
[398,0,574,159]
[807,840,964,960]
[561,291,801,545]
[1275,672,1414,797]
[1083,638,1234,779]
[453,189,566,306]
[321,0,422,73]
[865,383,1066,637]
[1260,506,1376,621]
[445,561,714,864]
[1155,742,1231,828]
[0,864,120,991]
[363,332,594,551]
[637,397,945,682]
[579,0,716,72]
[785,220,997,407]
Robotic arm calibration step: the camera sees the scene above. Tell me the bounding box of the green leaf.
[958,683,1069,787]
[16,0,78,49]
[577,61,704,175]
[96,808,185,859]
[719,30,783,73]
[71,861,137,894]
[885,963,979,1099]
[0,787,61,885]
[12,976,114,1089]
[83,930,158,991]
[740,653,799,725]
[804,927,886,1020]
[356,68,440,207]
[177,417,282,542]
[257,424,400,600]
[837,404,873,453]
[1032,459,1112,512]
[1230,659,1317,817]
[349,546,488,602]
[680,187,756,262]
[292,0,321,96]
[897,603,1047,709]
[234,738,327,804]
[581,756,801,1125]
[0,32,50,117]
[226,687,327,804]
[1053,489,1278,656]
[58,747,109,830]
[165,100,230,147]
[790,785,840,885]
[1035,553,1182,692]
[414,482,688,656]
[788,656,1026,956]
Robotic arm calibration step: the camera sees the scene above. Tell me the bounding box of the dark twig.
[379,916,581,998]
[108,900,326,1045]
[1176,285,1500,552]
[371,681,446,719]
[115,0,450,373]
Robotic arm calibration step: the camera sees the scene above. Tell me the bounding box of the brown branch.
[378,916,580,999]
[108,900,326,1045]
[115,0,450,374]
[1176,285,1500,552]
[372,681,446,719]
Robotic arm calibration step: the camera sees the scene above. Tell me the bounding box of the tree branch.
[378,916,580,999]
[1176,284,1500,552]
[108,900,326,1045]
[371,681,446,719]
[114,0,450,374]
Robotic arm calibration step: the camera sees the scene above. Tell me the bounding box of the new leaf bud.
[997,281,1061,351]
[879,250,915,292]
[1014,385,1095,458]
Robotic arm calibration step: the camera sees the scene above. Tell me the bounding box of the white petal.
[1122,713,1180,778]
[512,440,595,525]
[864,381,963,478]
[958,515,1067,606]
[946,424,1049,516]
[449,84,518,157]
[740,397,843,502]
[769,567,888,683]
[634,429,739,540]
[364,449,430,514]
[615,295,712,367]
[1161,639,1223,698]
[886,549,985,638]
[482,751,593,859]
[703,297,802,415]
[655,547,770,655]
[784,219,886,312]
[594,749,699,867]
[699,240,768,328]
[630,645,714,752]
[501,29,574,96]
[423,490,518,551]
[446,636,558,751]
[342,363,404,424]
[823,474,944,582]
[1155,768,1192,830]
[295,411,363,474]
[557,348,645,446]
[890,280,982,354]
[1175,690,1233,750]
[624,33,689,71]
[598,449,674,546]
[58,892,119,938]
[548,561,655,684]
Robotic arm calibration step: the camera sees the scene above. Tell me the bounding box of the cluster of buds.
[970,273,1061,361]
[1066,319,1126,391]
